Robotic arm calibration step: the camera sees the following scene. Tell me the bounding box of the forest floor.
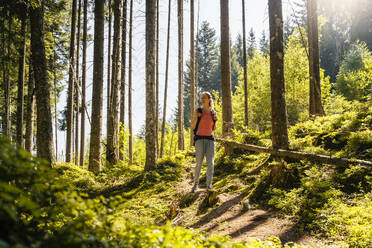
[172,163,340,248]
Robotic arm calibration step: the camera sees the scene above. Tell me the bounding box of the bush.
[314,194,372,248]
[0,137,113,247]
[289,102,371,160]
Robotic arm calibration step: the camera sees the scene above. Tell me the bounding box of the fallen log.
[215,138,372,168]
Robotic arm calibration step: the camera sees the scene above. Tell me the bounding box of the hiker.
[191,91,217,193]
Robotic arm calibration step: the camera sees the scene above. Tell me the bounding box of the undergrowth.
[0,138,301,247]
[208,104,371,247]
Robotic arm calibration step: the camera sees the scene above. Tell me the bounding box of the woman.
[191,92,217,192]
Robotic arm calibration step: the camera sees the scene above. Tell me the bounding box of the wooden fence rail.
[215,138,372,168]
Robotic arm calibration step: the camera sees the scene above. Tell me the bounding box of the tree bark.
[3,13,11,138]
[268,0,289,150]
[220,0,234,140]
[1,9,5,137]
[107,0,122,165]
[242,0,249,127]
[128,0,133,164]
[177,0,185,151]
[107,0,112,142]
[119,0,128,161]
[29,0,55,163]
[75,0,81,165]
[216,138,372,168]
[80,0,88,166]
[195,0,200,105]
[155,0,159,156]
[66,0,77,162]
[160,0,171,158]
[25,66,35,153]
[307,0,324,117]
[145,0,157,170]
[16,14,26,147]
[189,0,195,147]
[89,0,105,172]
[53,51,58,160]
[169,129,174,156]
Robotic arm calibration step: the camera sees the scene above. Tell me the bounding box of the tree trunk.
[1,10,5,137]
[107,0,112,142]
[145,0,157,170]
[1,9,5,137]
[53,51,58,160]
[16,15,26,147]
[3,14,11,138]
[155,0,159,156]
[107,0,122,165]
[80,0,88,166]
[195,0,200,105]
[160,0,171,158]
[29,0,55,164]
[242,0,248,127]
[89,0,105,172]
[128,0,133,164]
[307,0,324,117]
[119,0,128,161]
[268,0,289,150]
[220,0,234,140]
[169,129,174,156]
[189,0,195,147]
[25,66,35,153]
[66,0,77,162]
[177,0,184,151]
[75,0,81,165]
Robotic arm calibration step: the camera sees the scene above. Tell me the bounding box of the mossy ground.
[1,107,370,247]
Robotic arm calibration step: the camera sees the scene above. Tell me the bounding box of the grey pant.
[194,139,215,188]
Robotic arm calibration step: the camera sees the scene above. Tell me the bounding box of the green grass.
[1,103,370,247]
[0,138,307,247]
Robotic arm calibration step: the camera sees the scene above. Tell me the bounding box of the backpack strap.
[194,108,203,135]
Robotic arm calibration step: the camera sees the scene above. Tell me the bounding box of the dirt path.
[174,164,340,248]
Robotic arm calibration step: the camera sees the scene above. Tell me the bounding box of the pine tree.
[75,0,82,165]
[220,0,234,141]
[25,66,35,153]
[3,12,11,138]
[307,0,325,116]
[80,0,88,166]
[145,0,157,170]
[177,0,184,151]
[119,0,128,161]
[247,28,256,58]
[189,0,195,147]
[30,0,55,163]
[89,0,105,172]
[16,9,26,147]
[66,0,77,162]
[160,0,172,158]
[268,0,289,150]
[241,0,248,127]
[155,0,159,156]
[128,0,133,164]
[259,30,269,56]
[107,0,123,165]
[106,0,112,142]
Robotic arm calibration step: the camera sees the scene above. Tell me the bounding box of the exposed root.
[246,154,273,175]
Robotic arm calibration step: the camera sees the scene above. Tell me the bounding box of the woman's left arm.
[213,112,217,131]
